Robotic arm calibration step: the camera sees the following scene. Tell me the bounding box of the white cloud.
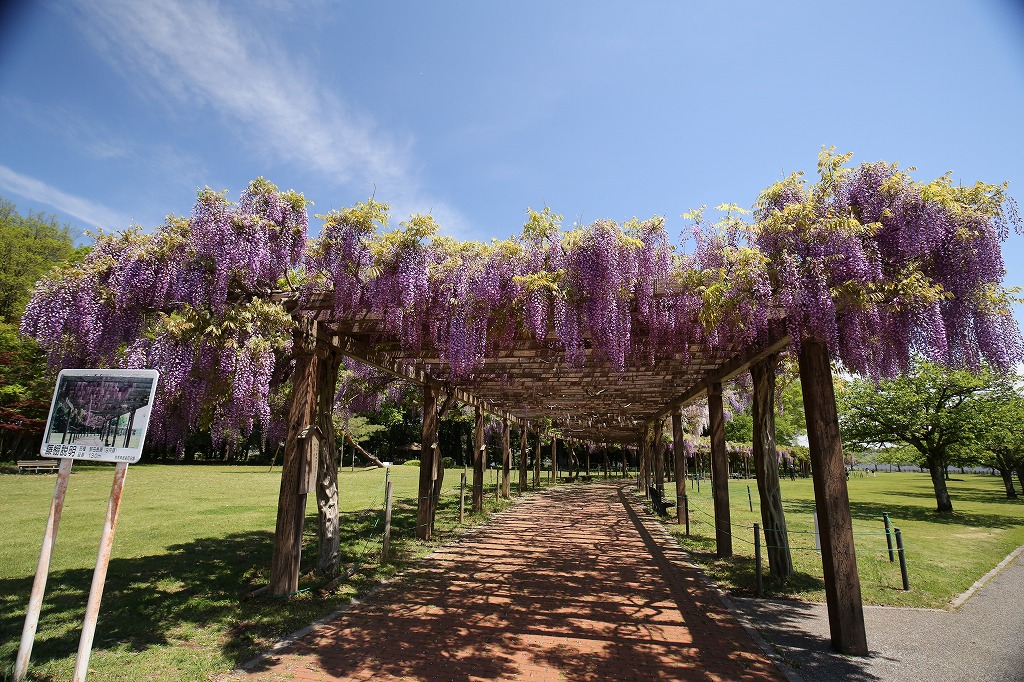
[0,164,131,229]
[70,0,467,233]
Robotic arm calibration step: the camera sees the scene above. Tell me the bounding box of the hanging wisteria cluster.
[21,151,1023,450]
[22,178,307,450]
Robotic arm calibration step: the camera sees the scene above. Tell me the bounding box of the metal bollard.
[895,528,909,590]
[754,523,762,597]
[883,512,895,562]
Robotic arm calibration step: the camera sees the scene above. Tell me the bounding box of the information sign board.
[39,369,159,463]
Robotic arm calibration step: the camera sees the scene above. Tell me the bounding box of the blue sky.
[2,1,1024,314]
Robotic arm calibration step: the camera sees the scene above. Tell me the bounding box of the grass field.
[661,471,1024,608]
[0,463,519,681]
[3,466,1022,681]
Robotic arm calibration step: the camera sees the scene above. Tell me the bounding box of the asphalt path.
[727,547,1024,681]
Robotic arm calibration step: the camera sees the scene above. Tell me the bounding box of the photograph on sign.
[40,369,159,463]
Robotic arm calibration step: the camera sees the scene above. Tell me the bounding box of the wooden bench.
[647,485,675,516]
[17,460,60,474]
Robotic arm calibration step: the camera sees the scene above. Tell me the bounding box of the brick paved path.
[241,483,784,681]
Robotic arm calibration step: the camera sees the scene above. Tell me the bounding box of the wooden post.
[639,430,648,494]
[622,445,628,478]
[459,472,466,523]
[416,383,438,540]
[672,410,688,527]
[501,419,511,499]
[271,318,319,595]
[751,353,793,578]
[14,458,73,681]
[381,479,394,563]
[708,382,732,557]
[472,406,484,512]
[518,428,528,493]
[533,431,541,488]
[654,421,666,492]
[550,436,557,483]
[73,462,129,682]
[799,339,868,655]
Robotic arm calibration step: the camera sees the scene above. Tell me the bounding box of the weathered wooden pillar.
[672,409,688,526]
[638,430,648,493]
[799,340,868,655]
[315,346,343,577]
[751,353,793,578]
[654,421,666,492]
[708,381,732,557]
[550,436,558,483]
[501,419,511,499]
[271,318,320,596]
[518,427,528,493]
[416,383,439,540]
[472,405,485,512]
[533,431,541,488]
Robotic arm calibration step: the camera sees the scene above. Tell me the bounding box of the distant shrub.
[403,460,421,466]
[442,457,455,468]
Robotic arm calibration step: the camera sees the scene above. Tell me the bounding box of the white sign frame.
[40,369,159,464]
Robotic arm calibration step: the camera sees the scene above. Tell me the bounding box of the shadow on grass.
[783,499,1024,530]
[0,485,490,680]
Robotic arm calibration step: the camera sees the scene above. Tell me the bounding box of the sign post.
[14,369,158,682]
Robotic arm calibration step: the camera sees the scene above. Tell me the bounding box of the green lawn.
[0,463,521,681]
[661,471,1024,608]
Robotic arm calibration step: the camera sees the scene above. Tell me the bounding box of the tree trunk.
[1015,463,1024,499]
[999,468,1018,499]
[928,455,954,512]
[315,349,342,577]
[751,353,793,578]
[340,432,386,468]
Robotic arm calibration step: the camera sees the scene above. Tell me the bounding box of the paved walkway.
[729,545,1024,681]
[239,484,784,681]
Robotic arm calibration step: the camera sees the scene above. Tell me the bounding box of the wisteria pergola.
[23,154,1023,660]
[272,294,860,652]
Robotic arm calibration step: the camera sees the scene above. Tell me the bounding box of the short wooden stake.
[74,461,129,682]
[748,485,753,512]
[684,495,690,536]
[14,458,73,682]
[381,479,394,563]
[895,528,909,590]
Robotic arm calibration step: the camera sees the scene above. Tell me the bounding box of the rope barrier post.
[747,485,753,512]
[684,495,690,536]
[381,479,394,564]
[754,523,762,597]
[895,528,909,590]
[883,512,895,562]
[459,472,466,524]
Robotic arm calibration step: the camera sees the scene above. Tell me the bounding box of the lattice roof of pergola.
[287,292,789,443]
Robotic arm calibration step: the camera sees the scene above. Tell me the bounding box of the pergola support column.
[270,319,320,595]
[472,405,485,512]
[416,383,438,540]
[672,409,688,526]
[518,427,528,493]
[550,436,558,483]
[533,432,541,488]
[708,381,732,557]
[501,419,511,499]
[654,420,666,492]
[799,339,868,656]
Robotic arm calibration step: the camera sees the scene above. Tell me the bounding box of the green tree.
[838,360,994,512]
[0,198,82,322]
[971,373,1024,498]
